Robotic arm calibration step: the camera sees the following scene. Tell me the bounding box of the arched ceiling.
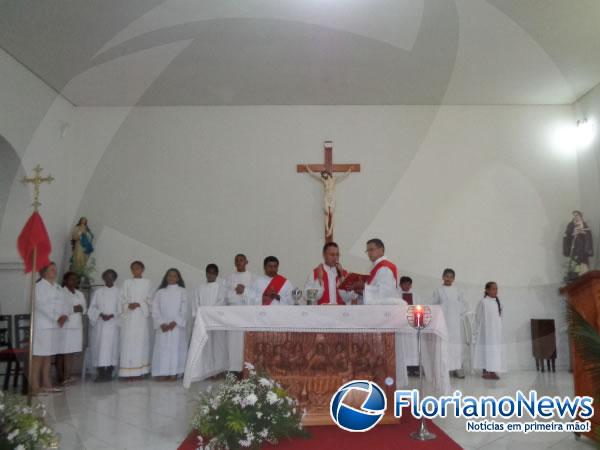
[1,0,599,106]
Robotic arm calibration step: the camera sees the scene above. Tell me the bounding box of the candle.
[413,305,424,328]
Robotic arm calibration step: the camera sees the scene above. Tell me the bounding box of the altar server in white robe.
[152,268,188,379]
[193,264,229,375]
[193,264,225,314]
[248,256,294,305]
[32,262,69,394]
[431,268,467,378]
[473,281,506,380]
[59,271,87,384]
[304,242,356,305]
[224,254,254,371]
[88,269,120,382]
[362,239,401,305]
[398,276,422,376]
[119,260,152,378]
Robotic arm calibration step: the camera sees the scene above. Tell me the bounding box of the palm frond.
[566,301,600,395]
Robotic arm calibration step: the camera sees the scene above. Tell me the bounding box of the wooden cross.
[21,164,54,211]
[297,141,360,242]
[296,141,361,175]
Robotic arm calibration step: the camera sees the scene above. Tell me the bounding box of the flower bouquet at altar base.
[0,391,58,449]
[191,363,309,450]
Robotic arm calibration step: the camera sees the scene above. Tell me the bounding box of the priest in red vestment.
[248,256,294,305]
[362,238,401,304]
[304,242,357,305]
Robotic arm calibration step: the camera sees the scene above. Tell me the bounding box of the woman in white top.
[32,262,69,394]
[57,271,87,384]
[151,268,188,380]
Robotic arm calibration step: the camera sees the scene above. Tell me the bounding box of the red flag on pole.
[17,211,52,273]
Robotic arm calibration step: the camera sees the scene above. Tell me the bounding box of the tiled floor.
[35,370,596,449]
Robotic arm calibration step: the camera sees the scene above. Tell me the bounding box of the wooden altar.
[244,331,403,426]
[560,271,600,442]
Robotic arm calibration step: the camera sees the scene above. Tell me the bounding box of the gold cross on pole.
[21,164,54,211]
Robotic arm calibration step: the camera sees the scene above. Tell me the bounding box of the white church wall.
[73,105,578,371]
[574,83,600,265]
[0,48,582,370]
[0,48,79,314]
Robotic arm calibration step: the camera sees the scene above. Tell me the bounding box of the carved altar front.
[244,331,400,426]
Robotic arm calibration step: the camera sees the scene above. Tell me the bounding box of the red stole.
[367,259,398,285]
[262,275,287,305]
[402,292,413,305]
[314,265,347,305]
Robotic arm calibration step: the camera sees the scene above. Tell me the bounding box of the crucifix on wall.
[297,141,361,242]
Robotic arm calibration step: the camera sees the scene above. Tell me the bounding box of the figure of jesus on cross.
[297,141,360,242]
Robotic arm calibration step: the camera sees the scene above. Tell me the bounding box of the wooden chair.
[530,319,556,372]
[12,314,30,390]
[0,314,27,390]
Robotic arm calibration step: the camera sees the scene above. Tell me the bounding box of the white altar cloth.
[183,304,450,394]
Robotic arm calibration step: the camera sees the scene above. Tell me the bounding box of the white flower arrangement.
[0,392,58,449]
[191,365,308,450]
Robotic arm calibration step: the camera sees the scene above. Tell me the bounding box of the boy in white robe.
[152,268,188,379]
[248,256,294,305]
[193,264,225,314]
[119,260,152,378]
[88,269,120,382]
[431,268,467,378]
[473,281,506,379]
[58,271,87,384]
[194,264,228,376]
[224,254,254,371]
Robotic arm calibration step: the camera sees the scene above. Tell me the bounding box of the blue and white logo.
[330,380,387,432]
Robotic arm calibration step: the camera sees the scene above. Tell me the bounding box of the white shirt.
[35,279,69,330]
[193,280,225,315]
[224,271,255,305]
[63,288,86,329]
[363,256,399,304]
[248,275,294,305]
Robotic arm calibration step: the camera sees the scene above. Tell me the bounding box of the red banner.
[17,211,51,273]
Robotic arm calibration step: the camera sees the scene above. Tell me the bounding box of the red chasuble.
[366,259,398,285]
[262,274,287,305]
[314,264,348,305]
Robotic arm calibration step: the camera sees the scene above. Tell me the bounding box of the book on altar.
[339,272,369,291]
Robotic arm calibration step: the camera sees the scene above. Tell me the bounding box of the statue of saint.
[305,166,352,239]
[563,210,594,281]
[70,217,94,275]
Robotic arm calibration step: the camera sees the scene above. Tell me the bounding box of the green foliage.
[566,302,600,448]
[192,364,309,450]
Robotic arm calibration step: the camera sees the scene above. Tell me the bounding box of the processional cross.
[297,141,360,242]
[21,164,54,211]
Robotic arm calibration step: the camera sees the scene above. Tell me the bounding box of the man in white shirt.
[224,254,255,371]
[361,238,400,304]
[304,242,356,305]
[248,256,294,305]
